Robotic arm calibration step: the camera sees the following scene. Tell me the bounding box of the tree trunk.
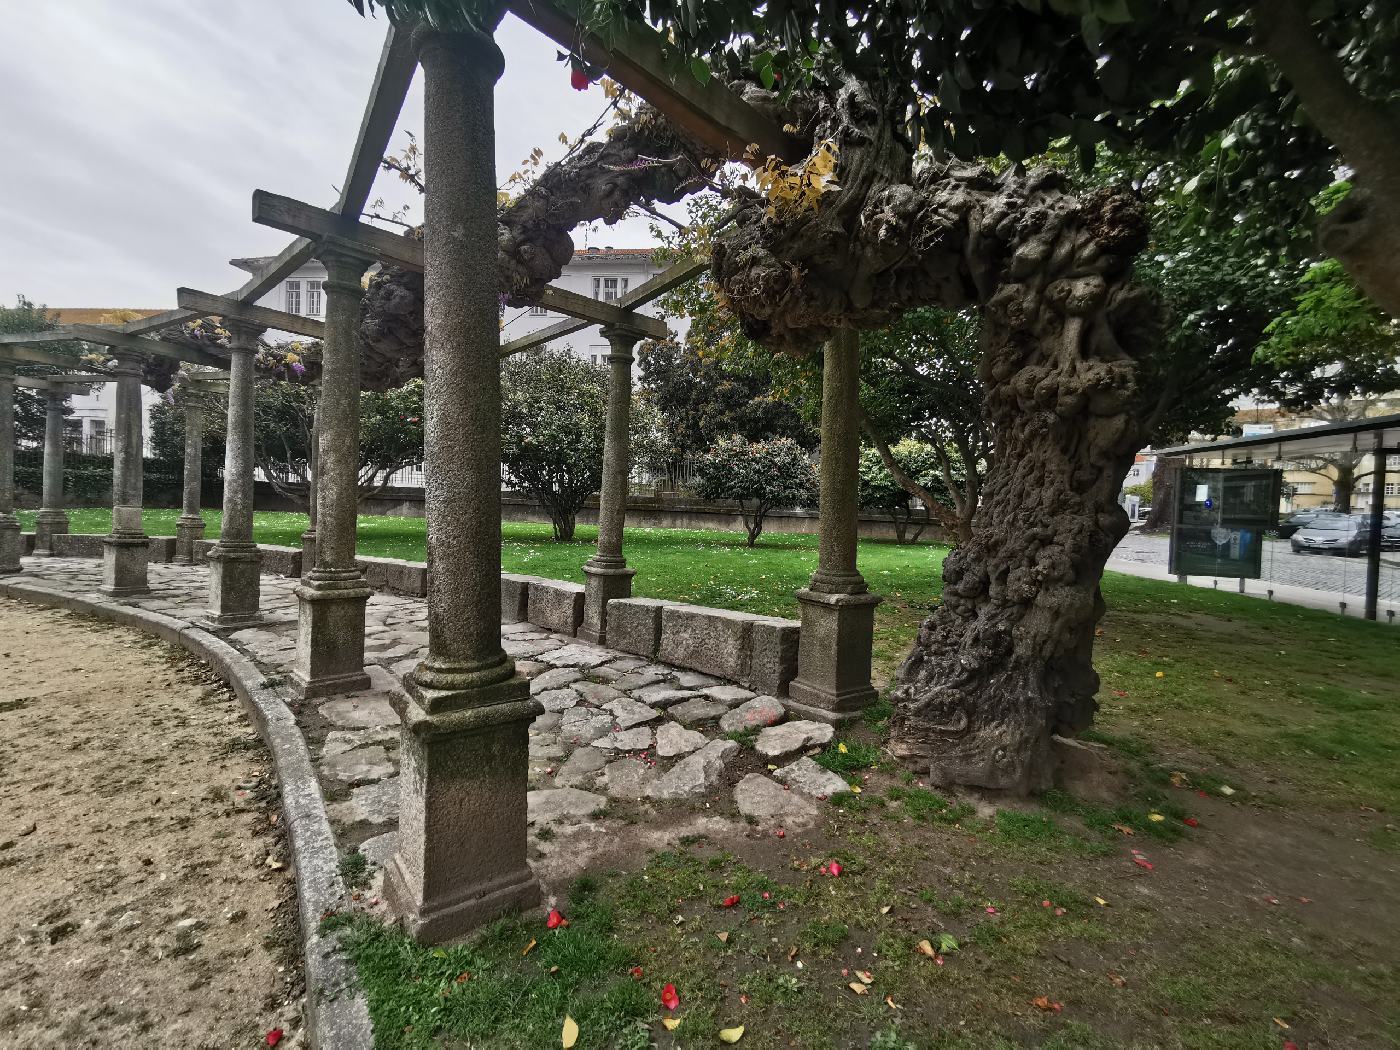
[547,504,577,542]
[1333,460,1355,514]
[1143,457,1182,532]
[891,506,909,545]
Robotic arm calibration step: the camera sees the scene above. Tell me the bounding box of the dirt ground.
[0,598,304,1049]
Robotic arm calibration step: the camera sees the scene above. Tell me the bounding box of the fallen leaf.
[856,970,874,984]
[916,939,937,958]
[721,895,741,908]
[1108,972,1126,988]
[880,905,892,915]
[1273,1018,1290,1030]
[850,785,863,794]
[661,1018,681,1031]
[786,945,798,961]
[562,1015,579,1048]
[838,743,849,754]
[1148,813,1166,823]
[716,931,729,943]
[848,981,868,995]
[1219,785,1236,796]
[937,932,959,954]
[1031,996,1063,1013]
[718,1026,745,1043]
[1169,771,1189,787]
[522,938,537,956]
[547,908,566,929]
[1094,896,1110,908]
[661,983,680,1011]
[1111,824,1135,836]
[1155,671,1165,679]
[884,995,901,1010]
[266,1031,284,1048]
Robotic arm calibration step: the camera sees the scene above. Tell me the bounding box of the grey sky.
[0,0,662,310]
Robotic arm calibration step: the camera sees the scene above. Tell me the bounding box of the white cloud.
[0,0,665,309]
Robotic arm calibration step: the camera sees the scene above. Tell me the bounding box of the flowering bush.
[695,435,817,547]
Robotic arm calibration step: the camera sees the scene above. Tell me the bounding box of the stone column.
[385,23,542,945]
[0,362,20,574]
[786,327,881,723]
[292,245,372,697]
[175,402,206,563]
[300,393,320,572]
[33,391,70,555]
[101,354,149,596]
[579,326,640,644]
[206,323,265,625]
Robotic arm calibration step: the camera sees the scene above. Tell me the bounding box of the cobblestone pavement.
[1111,530,1400,601]
[11,558,850,903]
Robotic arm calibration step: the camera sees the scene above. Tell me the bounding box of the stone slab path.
[10,559,858,908]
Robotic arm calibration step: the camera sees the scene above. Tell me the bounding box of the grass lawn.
[23,507,1400,1047]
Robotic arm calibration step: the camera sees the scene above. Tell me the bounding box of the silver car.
[1291,515,1371,557]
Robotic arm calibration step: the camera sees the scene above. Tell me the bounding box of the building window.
[1293,482,1315,494]
[592,276,629,301]
[1388,482,1399,496]
[285,280,302,315]
[306,280,323,317]
[529,305,549,316]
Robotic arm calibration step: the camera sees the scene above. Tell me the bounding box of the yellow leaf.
[848,981,868,995]
[1094,896,1110,907]
[1110,823,1135,836]
[850,785,862,794]
[916,939,936,958]
[562,1015,579,1048]
[1148,813,1166,823]
[522,938,537,956]
[880,905,892,915]
[716,931,729,943]
[884,995,901,1010]
[718,1026,745,1043]
[1155,671,1165,678]
[856,970,874,984]
[661,1018,681,1031]
[838,743,849,754]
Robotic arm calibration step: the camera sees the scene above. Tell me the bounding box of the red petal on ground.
[661,983,680,1011]
[266,1031,284,1047]
[546,908,565,929]
[721,895,741,908]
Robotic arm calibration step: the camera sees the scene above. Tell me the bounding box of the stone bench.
[46,532,177,563]
[606,597,799,697]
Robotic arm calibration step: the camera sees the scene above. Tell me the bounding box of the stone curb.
[0,575,374,1050]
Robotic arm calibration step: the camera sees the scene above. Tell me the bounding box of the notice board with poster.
[1168,467,1281,578]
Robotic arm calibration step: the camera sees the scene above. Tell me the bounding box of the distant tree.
[857,441,947,545]
[501,349,608,542]
[149,398,225,474]
[0,296,80,444]
[696,435,817,547]
[358,380,426,499]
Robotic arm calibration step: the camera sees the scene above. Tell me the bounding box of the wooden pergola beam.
[0,344,109,371]
[177,288,327,339]
[253,190,669,339]
[505,0,801,162]
[14,376,105,392]
[500,253,707,357]
[68,324,230,371]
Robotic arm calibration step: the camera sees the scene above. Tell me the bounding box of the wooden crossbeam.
[68,325,230,371]
[505,0,800,163]
[0,330,69,346]
[0,344,106,371]
[253,190,669,338]
[177,288,326,339]
[501,254,706,357]
[14,376,105,392]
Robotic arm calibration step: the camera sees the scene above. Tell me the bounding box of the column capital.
[411,20,505,82]
[599,325,643,362]
[109,352,144,377]
[314,238,374,293]
[224,320,266,350]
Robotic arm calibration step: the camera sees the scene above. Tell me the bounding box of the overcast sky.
[0,0,662,310]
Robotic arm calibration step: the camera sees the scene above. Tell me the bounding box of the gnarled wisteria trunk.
[357,72,1162,791]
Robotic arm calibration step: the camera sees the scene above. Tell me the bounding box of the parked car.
[1291,515,1372,557]
[1384,521,1400,551]
[1277,510,1330,539]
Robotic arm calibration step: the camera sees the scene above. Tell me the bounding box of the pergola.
[0,3,881,944]
[1157,411,1400,620]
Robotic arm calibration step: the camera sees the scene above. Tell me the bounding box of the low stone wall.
[23,537,799,694]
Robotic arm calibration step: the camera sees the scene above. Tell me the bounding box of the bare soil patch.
[0,598,303,1048]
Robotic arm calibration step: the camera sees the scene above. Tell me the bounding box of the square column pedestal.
[206,544,264,627]
[33,510,70,556]
[175,516,206,564]
[101,507,149,597]
[385,678,543,943]
[292,574,372,698]
[0,518,20,575]
[785,588,883,724]
[577,562,636,645]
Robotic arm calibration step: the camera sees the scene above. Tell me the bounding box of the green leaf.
[689,57,711,85]
[938,932,960,954]
[759,64,776,90]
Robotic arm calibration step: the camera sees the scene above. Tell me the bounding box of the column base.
[175,516,206,564]
[385,676,544,944]
[0,516,21,575]
[578,560,635,645]
[207,543,263,625]
[33,508,69,556]
[292,571,372,698]
[300,528,317,575]
[784,587,882,724]
[101,534,150,596]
